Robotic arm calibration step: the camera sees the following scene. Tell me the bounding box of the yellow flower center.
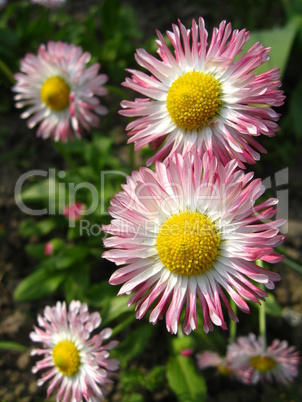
[52,340,81,377]
[250,355,277,372]
[156,211,220,276]
[218,364,233,376]
[40,76,70,111]
[166,71,222,131]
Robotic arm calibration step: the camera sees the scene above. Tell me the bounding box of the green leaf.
[14,268,66,301]
[0,341,27,351]
[17,177,56,203]
[258,293,282,317]
[243,21,299,76]
[88,135,123,171]
[170,335,194,354]
[25,243,47,259]
[100,0,121,40]
[84,281,118,308]
[101,294,135,326]
[19,217,62,238]
[114,325,154,368]
[144,366,165,392]
[25,240,68,262]
[121,369,144,394]
[63,266,90,302]
[284,256,302,276]
[122,393,144,402]
[166,355,207,402]
[288,79,302,137]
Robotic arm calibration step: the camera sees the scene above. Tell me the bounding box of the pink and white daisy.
[102,152,284,335]
[227,333,300,384]
[30,300,119,401]
[13,41,108,141]
[120,17,284,167]
[31,0,65,9]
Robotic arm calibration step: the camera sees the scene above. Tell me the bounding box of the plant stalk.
[229,298,237,341]
[257,260,267,348]
[0,59,16,85]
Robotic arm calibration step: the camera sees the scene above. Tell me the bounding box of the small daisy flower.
[13,41,108,141]
[120,17,284,167]
[31,0,65,8]
[227,333,300,384]
[102,152,284,335]
[30,300,119,401]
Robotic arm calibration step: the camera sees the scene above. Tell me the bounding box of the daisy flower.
[30,300,119,401]
[227,333,300,384]
[102,152,284,335]
[13,41,108,141]
[31,0,65,8]
[120,17,284,167]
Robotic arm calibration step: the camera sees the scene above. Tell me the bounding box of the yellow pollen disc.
[218,364,233,376]
[40,76,70,111]
[156,211,220,276]
[52,340,81,377]
[250,355,277,372]
[166,71,222,131]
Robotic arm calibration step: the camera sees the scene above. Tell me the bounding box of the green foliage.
[120,366,165,400]
[101,295,135,326]
[283,0,302,18]
[283,256,302,276]
[0,341,27,351]
[14,133,125,304]
[244,20,299,76]
[19,218,63,237]
[255,293,283,317]
[287,79,302,137]
[113,325,155,368]
[166,355,207,402]
[122,393,144,402]
[14,266,66,301]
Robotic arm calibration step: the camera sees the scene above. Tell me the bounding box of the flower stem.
[229,298,237,341]
[259,298,267,349]
[129,143,135,171]
[111,314,136,337]
[105,85,129,100]
[257,260,267,348]
[0,59,16,85]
